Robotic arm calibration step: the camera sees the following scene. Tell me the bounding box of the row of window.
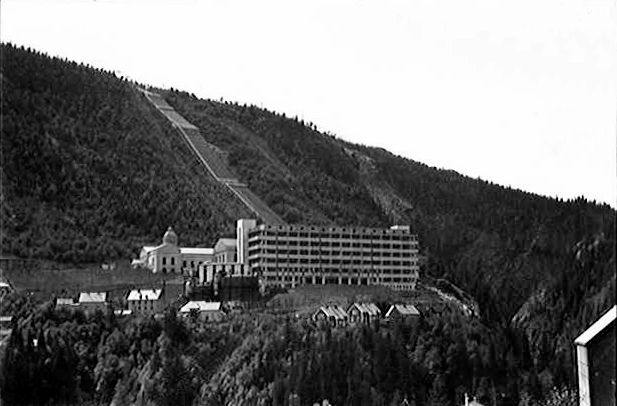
[251,258,419,266]
[249,250,416,258]
[249,242,417,251]
[251,230,417,240]
[262,275,417,284]
[260,268,419,276]
[161,257,203,269]
[249,234,417,247]
[213,253,238,264]
[161,256,175,266]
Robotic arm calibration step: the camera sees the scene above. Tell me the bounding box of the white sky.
[2,0,616,206]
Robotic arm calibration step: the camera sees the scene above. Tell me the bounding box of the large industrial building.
[246,223,420,291]
[135,219,420,291]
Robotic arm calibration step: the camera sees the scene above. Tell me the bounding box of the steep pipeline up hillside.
[139,88,285,225]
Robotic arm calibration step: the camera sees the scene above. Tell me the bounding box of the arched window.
[162,267,167,274]
[162,257,167,265]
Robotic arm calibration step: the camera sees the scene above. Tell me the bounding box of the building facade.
[313,305,348,326]
[385,304,421,324]
[213,238,238,263]
[247,224,419,291]
[127,289,164,315]
[78,292,108,313]
[575,305,616,406]
[179,301,225,321]
[137,227,213,274]
[347,303,381,324]
[199,263,251,284]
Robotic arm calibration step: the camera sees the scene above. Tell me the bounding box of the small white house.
[385,304,421,324]
[179,301,224,322]
[313,305,348,326]
[127,289,164,315]
[347,303,381,324]
[56,297,77,308]
[78,292,108,313]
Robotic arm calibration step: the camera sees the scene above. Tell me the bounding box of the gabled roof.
[180,247,214,255]
[315,305,348,320]
[348,303,381,316]
[385,304,420,318]
[141,243,180,254]
[215,238,236,251]
[114,309,133,316]
[179,301,222,313]
[574,305,616,346]
[127,289,163,301]
[78,292,107,303]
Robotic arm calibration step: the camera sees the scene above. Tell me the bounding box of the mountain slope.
[1,44,251,262]
[164,90,615,321]
[2,44,614,323]
[1,44,615,404]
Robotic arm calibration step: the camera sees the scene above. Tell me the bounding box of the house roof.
[315,305,348,320]
[56,298,75,305]
[348,303,381,316]
[215,238,237,251]
[179,301,222,313]
[141,243,181,254]
[575,305,616,346]
[180,247,214,255]
[127,289,163,301]
[78,292,107,303]
[386,304,420,318]
[114,309,133,316]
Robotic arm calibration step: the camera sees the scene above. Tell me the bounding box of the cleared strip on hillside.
[139,88,285,225]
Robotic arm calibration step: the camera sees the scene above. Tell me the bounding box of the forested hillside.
[163,89,615,402]
[1,44,250,262]
[164,89,615,316]
[1,44,615,405]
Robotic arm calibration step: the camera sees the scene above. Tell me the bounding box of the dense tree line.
[0,298,584,405]
[1,44,250,263]
[0,300,257,405]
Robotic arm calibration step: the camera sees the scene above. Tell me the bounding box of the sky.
[2,0,616,206]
